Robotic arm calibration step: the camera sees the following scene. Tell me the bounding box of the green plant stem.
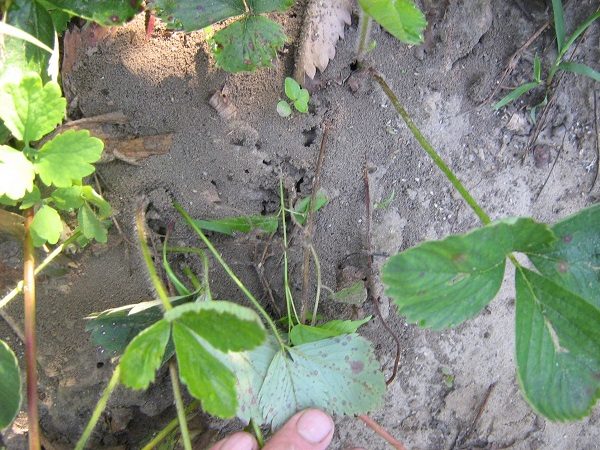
[173,203,287,350]
[357,9,373,60]
[141,401,199,450]
[75,365,121,450]
[0,230,82,311]
[135,207,172,311]
[309,244,322,326]
[166,246,212,299]
[279,180,300,330]
[251,420,264,448]
[169,362,192,450]
[23,208,40,450]
[371,71,492,226]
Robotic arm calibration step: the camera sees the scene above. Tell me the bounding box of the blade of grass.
[163,234,191,296]
[551,0,566,52]
[559,10,600,61]
[558,62,600,82]
[493,81,540,110]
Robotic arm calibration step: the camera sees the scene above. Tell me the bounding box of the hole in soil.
[97,362,104,369]
[302,127,317,146]
[244,169,249,174]
[295,176,304,194]
[255,140,262,150]
[262,159,271,166]
[350,60,359,71]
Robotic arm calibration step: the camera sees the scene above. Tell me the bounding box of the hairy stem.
[308,244,322,326]
[280,180,300,331]
[250,420,265,448]
[357,9,373,60]
[371,72,492,226]
[75,366,121,450]
[174,203,287,350]
[23,208,40,450]
[169,362,192,450]
[1,230,82,311]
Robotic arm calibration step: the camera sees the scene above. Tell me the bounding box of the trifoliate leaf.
[277,101,292,118]
[358,0,427,45]
[382,218,555,329]
[0,339,21,430]
[284,77,301,101]
[213,16,286,73]
[164,301,266,353]
[34,129,103,187]
[0,145,35,200]
[41,0,142,26]
[30,205,62,247]
[0,73,64,146]
[515,268,600,421]
[259,334,385,429]
[173,321,238,418]
[120,320,170,390]
[78,203,108,243]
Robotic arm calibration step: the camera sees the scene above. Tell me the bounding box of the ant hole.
[97,362,104,369]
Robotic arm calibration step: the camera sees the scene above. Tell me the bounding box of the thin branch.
[358,414,407,450]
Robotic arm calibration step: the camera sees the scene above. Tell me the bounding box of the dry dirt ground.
[1,0,600,448]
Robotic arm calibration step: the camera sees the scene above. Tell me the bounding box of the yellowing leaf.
[0,145,35,200]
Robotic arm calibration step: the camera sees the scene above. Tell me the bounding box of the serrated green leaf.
[78,203,108,243]
[173,321,238,418]
[383,218,555,329]
[51,186,84,210]
[277,100,292,118]
[358,0,427,45]
[527,204,599,307]
[19,186,41,209]
[30,204,62,247]
[248,0,294,14]
[292,190,328,225]
[120,320,170,390]
[0,145,35,200]
[0,339,21,430]
[293,89,309,113]
[85,294,196,355]
[148,0,245,31]
[194,214,278,236]
[42,0,141,26]
[284,77,301,101]
[558,62,600,83]
[0,73,65,146]
[329,281,368,306]
[515,268,600,421]
[493,81,540,110]
[259,334,385,429]
[213,16,286,73]
[2,0,55,83]
[164,301,265,352]
[34,130,103,187]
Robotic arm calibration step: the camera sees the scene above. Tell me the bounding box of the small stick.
[358,414,408,450]
[534,130,567,202]
[590,90,599,193]
[453,382,496,448]
[300,123,331,323]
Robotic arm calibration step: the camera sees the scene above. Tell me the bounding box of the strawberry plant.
[277,77,310,117]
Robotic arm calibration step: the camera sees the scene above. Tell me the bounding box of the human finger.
[209,431,258,450]
[263,409,334,450]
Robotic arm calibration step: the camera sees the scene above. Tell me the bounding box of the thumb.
[264,409,334,450]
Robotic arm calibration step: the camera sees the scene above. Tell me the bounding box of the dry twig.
[358,414,408,450]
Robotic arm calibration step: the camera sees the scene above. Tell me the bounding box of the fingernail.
[296,409,334,444]
[220,432,257,450]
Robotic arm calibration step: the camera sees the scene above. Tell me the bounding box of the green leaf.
[2,0,55,82]
[277,100,292,118]
[34,130,103,187]
[0,73,65,146]
[382,218,555,329]
[493,81,540,110]
[293,89,309,113]
[290,318,371,346]
[0,145,35,200]
[259,334,386,429]
[78,203,108,243]
[319,317,372,334]
[120,320,170,390]
[533,54,542,83]
[194,214,278,236]
[560,11,600,60]
[0,339,21,430]
[558,62,600,83]
[515,268,600,420]
[80,186,111,218]
[30,204,62,247]
[284,77,301,101]
[42,0,142,26]
[527,204,599,307]
[551,0,566,52]
[0,121,11,145]
[292,190,329,225]
[328,281,368,306]
[248,0,294,14]
[148,0,245,31]
[19,185,41,209]
[85,294,196,354]
[51,186,84,210]
[213,16,286,73]
[164,301,266,352]
[358,0,427,45]
[173,321,238,418]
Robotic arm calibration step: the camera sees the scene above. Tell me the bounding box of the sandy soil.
[1,0,599,448]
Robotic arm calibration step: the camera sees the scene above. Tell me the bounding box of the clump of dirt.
[1,0,599,448]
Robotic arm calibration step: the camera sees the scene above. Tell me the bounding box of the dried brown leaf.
[294,0,352,82]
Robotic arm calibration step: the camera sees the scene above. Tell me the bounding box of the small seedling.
[494,0,600,110]
[277,77,310,117]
